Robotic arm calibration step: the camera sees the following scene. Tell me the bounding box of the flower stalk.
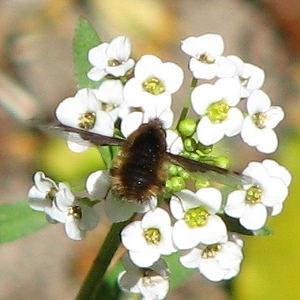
[75,220,130,300]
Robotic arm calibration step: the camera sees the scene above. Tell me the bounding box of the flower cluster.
[28,33,291,299]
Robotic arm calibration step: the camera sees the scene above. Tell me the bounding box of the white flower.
[224,160,291,230]
[86,170,157,223]
[28,171,59,220]
[121,208,176,267]
[228,55,265,98]
[180,237,243,282]
[171,188,227,250]
[241,89,284,153]
[55,88,115,152]
[55,183,99,240]
[181,34,236,79]
[120,108,174,138]
[119,254,170,300]
[191,78,243,145]
[123,55,183,114]
[87,36,134,81]
[92,79,130,120]
[28,172,99,239]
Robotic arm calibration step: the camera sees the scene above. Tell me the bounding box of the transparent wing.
[34,121,125,147]
[167,152,253,186]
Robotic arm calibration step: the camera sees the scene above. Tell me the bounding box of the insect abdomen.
[110,119,167,203]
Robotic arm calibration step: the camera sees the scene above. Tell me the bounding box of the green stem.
[176,77,198,128]
[75,220,130,300]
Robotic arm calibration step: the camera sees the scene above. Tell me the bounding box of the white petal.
[256,129,278,153]
[93,80,124,105]
[197,117,224,145]
[215,57,237,78]
[55,183,75,209]
[196,187,222,213]
[200,258,231,282]
[86,170,111,199]
[170,190,199,219]
[241,117,264,146]
[65,217,85,240]
[215,77,241,106]
[121,111,143,138]
[247,89,270,115]
[261,177,288,206]
[172,220,201,249]
[142,208,171,229]
[88,43,109,67]
[87,66,107,81]
[223,107,243,137]
[138,273,169,300]
[121,221,148,251]
[159,62,184,93]
[189,58,218,80]
[166,130,183,154]
[191,83,218,115]
[129,249,160,268]
[244,63,265,90]
[67,138,91,153]
[216,242,243,269]
[123,78,144,107]
[181,36,201,57]
[106,36,131,61]
[134,55,162,80]
[240,204,267,230]
[264,106,284,129]
[262,159,292,187]
[225,190,247,217]
[197,215,228,244]
[180,247,203,268]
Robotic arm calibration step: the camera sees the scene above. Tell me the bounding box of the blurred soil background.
[0,0,300,299]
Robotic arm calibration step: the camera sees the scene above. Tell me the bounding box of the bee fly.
[40,118,251,203]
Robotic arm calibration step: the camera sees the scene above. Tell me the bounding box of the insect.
[40,118,250,203]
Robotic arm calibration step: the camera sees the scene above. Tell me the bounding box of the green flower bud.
[166,176,186,192]
[168,164,178,176]
[178,119,197,137]
[215,156,231,169]
[178,168,191,180]
[190,152,200,162]
[184,138,197,152]
[195,178,211,190]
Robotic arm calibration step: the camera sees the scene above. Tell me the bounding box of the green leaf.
[99,146,115,169]
[253,226,273,236]
[0,200,48,244]
[73,18,102,89]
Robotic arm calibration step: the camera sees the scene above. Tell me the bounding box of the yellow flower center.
[207,100,229,123]
[69,206,82,220]
[142,77,165,95]
[184,207,209,228]
[107,58,122,67]
[46,188,57,202]
[202,244,221,259]
[144,228,161,245]
[252,112,266,129]
[246,186,263,204]
[198,52,215,64]
[78,112,96,130]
